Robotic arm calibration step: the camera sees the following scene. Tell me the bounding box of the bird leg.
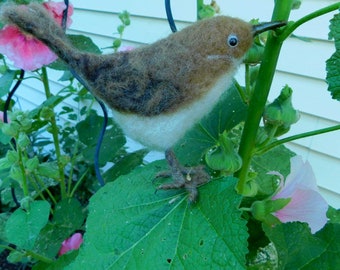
[155,149,210,202]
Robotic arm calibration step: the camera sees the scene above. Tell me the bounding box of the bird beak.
[252,21,287,36]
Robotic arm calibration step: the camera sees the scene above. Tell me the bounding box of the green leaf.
[68,34,102,54]
[103,149,148,182]
[76,111,126,165]
[252,144,295,196]
[33,250,79,270]
[0,70,16,97]
[29,94,71,120]
[305,223,340,269]
[264,222,340,269]
[67,161,248,270]
[0,213,10,245]
[33,199,86,259]
[37,162,60,180]
[53,198,86,228]
[5,201,51,250]
[327,206,340,224]
[263,222,326,269]
[326,12,340,100]
[174,84,247,166]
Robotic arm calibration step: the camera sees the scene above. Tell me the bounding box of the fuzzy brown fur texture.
[1,3,253,117]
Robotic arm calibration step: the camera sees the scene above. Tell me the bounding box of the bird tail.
[1,3,81,66]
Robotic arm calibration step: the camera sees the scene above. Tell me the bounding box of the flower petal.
[274,188,328,233]
[0,1,73,71]
[0,25,58,71]
[43,1,74,27]
[274,156,318,199]
[58,233,83,256]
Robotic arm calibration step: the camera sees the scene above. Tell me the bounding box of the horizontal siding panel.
[278,38,333,80]
[70,10,189,45]
[219,0,337,40]
[284,112,340,158]
[71,0,197,21]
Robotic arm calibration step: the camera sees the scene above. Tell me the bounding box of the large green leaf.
[76,111,126,165]
[0,70,16,98]
[252,144,295,196]
[326,12,340,100]
[306,223,340,269]
[5,201,50,250]
[174,84,247,165]
[33,199,86,259]
[67,161,248,270]
[103,149,148,182]
[264,222,340,270]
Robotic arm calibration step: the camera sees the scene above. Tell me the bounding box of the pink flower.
[269,156,328,233]
[118,46,135,52]
[43,1,73,27]
[58,233,83,256]
[0,2,73,71]
[0,111,5,122]
[0,111,10,123]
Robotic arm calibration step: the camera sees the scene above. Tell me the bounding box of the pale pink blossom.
[0,2,73,71]
[58,232,83,256]
[268,156,328,233]
[118,45,135,52]
[0,111,4,122]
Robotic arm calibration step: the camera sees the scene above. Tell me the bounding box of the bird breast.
[111,65,240,151]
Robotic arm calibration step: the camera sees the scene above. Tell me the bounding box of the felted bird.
[0,3,285,202]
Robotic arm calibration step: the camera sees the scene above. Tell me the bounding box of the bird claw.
[155,150,210,203]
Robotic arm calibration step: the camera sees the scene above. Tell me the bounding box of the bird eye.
[227,35,238,47]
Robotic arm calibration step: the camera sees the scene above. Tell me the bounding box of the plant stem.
[245,64,251,100]
[41,67,67,199]
[0,244,54,264]
[236,0,294,194]
[233,79,247,104]
[70,168,89,197]
[25,250,54,264]
[33,173,58,205]
[17,149,29,197]
[256,124,340,154]
[279,2,340,42]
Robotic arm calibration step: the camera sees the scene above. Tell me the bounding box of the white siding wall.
[14,0,340,207]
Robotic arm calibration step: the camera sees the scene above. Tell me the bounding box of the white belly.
[111,74,233,151]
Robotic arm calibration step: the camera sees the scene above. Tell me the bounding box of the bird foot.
[155,149,210,203]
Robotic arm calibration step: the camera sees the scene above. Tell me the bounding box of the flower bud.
[205,131,242,174]
[17,132,30,149]
[244,43,265,64]
[251,198,291,226]
[40,106,55,120]
[263,85,300,136]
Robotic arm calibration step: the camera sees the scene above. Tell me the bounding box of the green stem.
[41,67,67,199]
[280,2,340,42]
[70,168,90,197]
[0,244,53,264]
[29,175,47,201]
[18,149,29,197]
[233,79,247,104]
[25,249,54,264]
[33,174,58,205]
[236,0,294,195]
[257,124,340,154]
[245,64,251,100]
